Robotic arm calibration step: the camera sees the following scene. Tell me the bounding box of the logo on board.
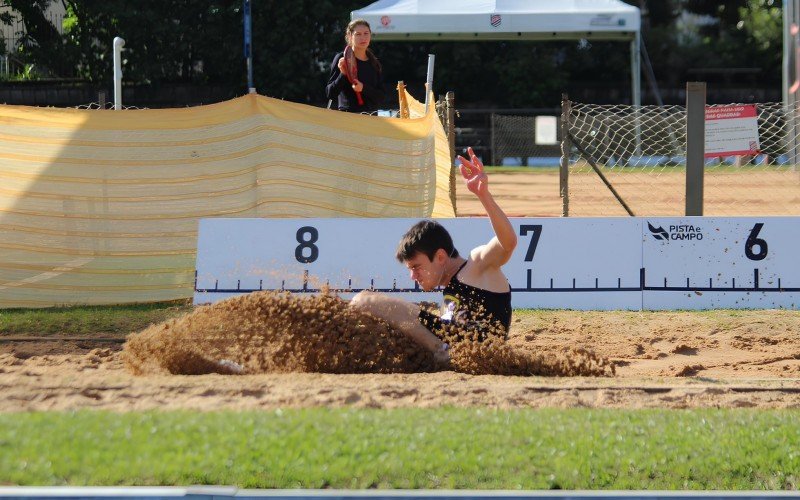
[381,16,391,27]
[648,222,704,242]
[648,222,669,241]
[590,15,626,27]
[490,14,501,27]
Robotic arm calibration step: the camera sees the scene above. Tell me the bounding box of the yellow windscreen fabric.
[0,92,454,307]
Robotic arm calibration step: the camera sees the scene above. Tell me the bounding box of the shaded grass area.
[0,301,543,337]
[1,408,797,488]
[0,302,767,337]
[0,300,193,335]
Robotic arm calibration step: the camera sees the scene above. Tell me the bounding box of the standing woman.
[326,19,386,113]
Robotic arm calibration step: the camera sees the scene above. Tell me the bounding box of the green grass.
[0,408,797,488]
[0,304,766,337]
[484,166,559,174]
[484,164,793,175]
[0,300,193,335]
[0,302,551,336]
[570,164,794,174]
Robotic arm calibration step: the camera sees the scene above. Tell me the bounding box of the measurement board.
[194,217,800,310]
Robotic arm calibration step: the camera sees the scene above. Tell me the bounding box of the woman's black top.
[326,52,385,113]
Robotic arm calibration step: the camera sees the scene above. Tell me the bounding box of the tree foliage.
[0,0,786,106]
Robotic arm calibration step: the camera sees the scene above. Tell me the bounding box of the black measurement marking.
[745,223,768,261]
[295,226,319,263]
[196,268,800,294]
[520,224,542,261]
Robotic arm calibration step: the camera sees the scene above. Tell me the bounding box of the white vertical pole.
[424,54,435,114]
[631,32,641,109]
[784,0,800,170]
[631,32,642,157]
[784,0,791,110]
[113,37,125,110]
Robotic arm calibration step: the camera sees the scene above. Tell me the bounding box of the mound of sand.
[123,291,614,377]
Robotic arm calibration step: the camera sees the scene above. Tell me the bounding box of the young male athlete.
[350,147,517,363]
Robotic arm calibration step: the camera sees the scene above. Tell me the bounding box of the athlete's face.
[404,250,446,291]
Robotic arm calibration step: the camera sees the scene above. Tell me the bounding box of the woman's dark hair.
[396,220,459,262]
[346,19,382,74]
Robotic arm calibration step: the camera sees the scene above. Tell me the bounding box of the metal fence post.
[490,112,496,166]
[560,94,571,217]
[685,82,706,216]
[446,91,457,215]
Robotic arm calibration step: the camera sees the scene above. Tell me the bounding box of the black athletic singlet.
[418,261,512,340]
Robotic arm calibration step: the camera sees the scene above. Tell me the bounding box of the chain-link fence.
[563,101,800,216]
[491,113,561,166]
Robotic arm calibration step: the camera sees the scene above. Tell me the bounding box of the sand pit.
[1,173,798,412]
[122,291,613,377]
[2,302,799,411]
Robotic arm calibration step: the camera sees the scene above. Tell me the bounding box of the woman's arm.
[325,53,348,100]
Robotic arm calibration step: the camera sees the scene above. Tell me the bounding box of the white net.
[75,102,148,110]
[566,102,800,216]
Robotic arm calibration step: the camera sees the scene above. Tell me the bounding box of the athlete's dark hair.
[395,220,459,262]
[345,19,382,74]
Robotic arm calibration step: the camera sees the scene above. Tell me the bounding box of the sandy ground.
[456,172,563,217]
[455,170,800,217]
[2,309,799,411]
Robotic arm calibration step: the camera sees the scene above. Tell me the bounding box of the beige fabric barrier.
[0,92,455,307]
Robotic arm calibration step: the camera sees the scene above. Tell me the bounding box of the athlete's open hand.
[457,147,489,196]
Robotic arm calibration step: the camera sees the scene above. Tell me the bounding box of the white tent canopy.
[352,0,642,105]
